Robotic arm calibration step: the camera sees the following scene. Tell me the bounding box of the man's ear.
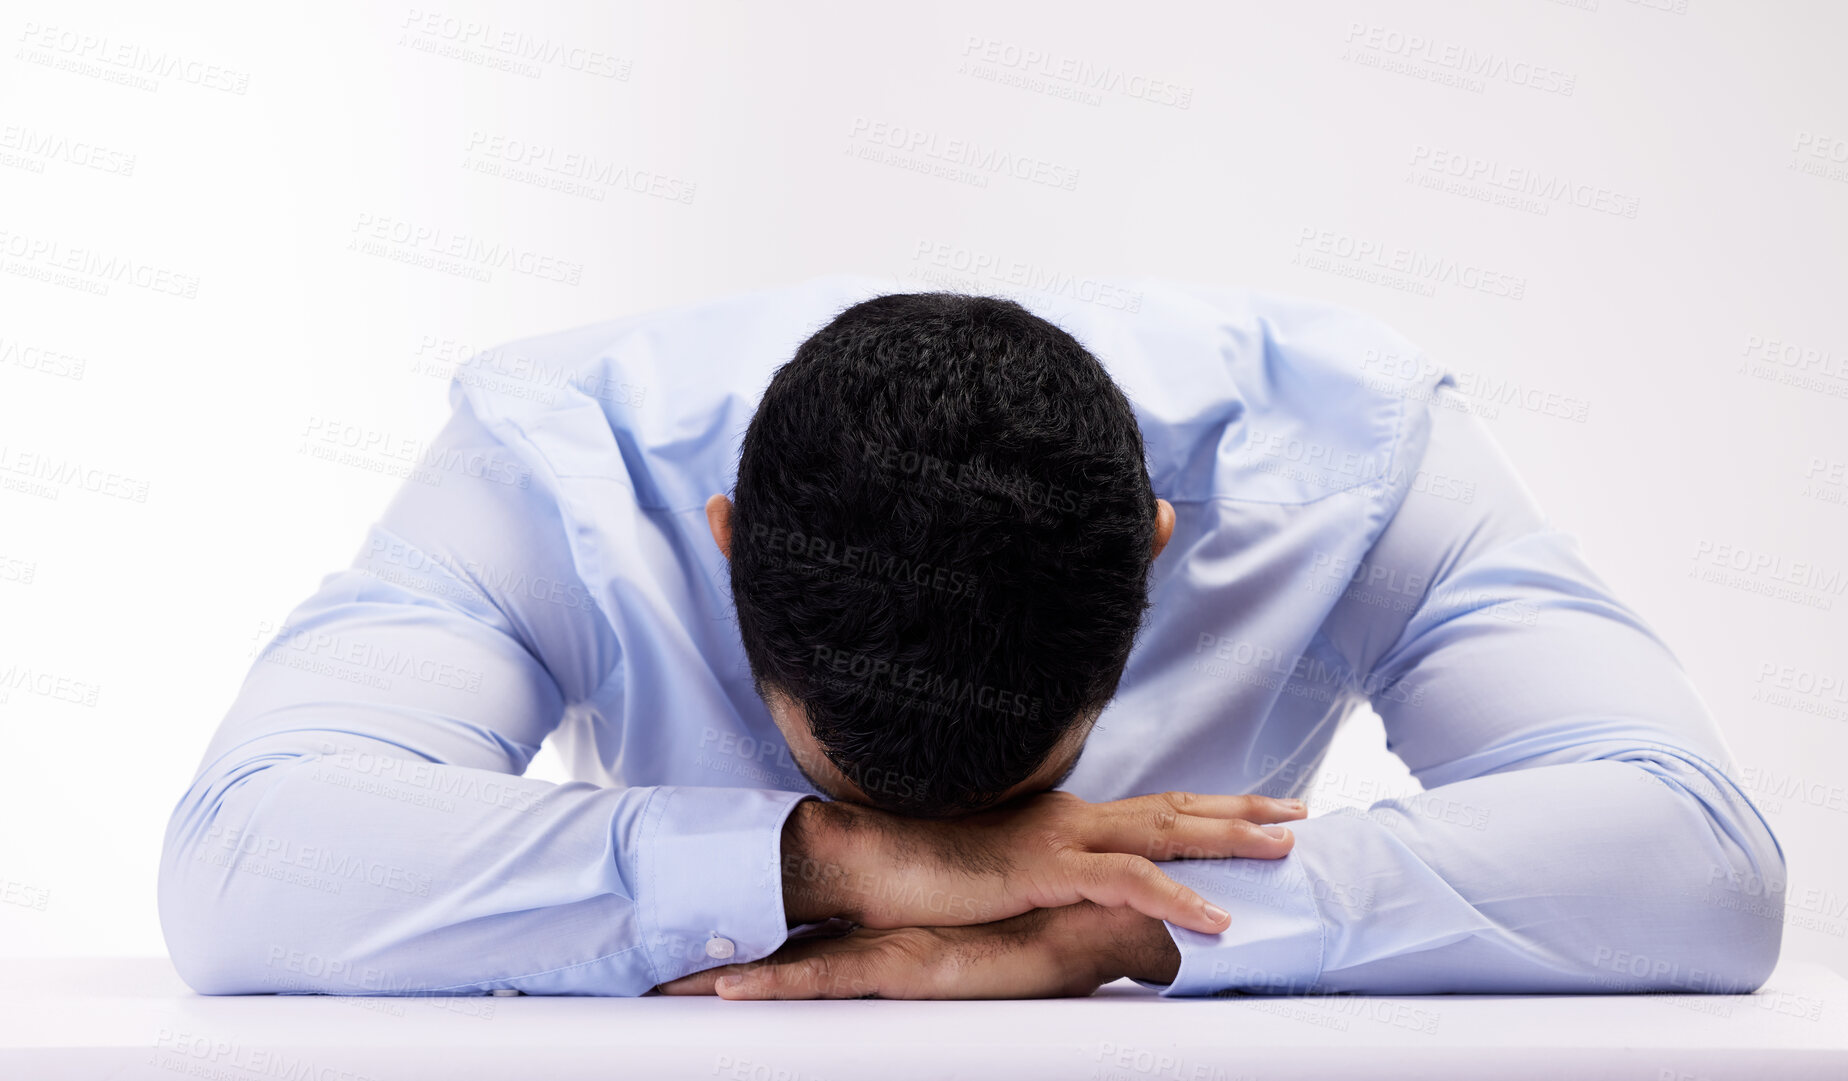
[1151,498,1175,560]
[705,493,734,560]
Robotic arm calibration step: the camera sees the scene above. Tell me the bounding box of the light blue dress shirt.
[158,274,1785,997]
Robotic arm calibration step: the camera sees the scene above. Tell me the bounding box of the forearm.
[780,798,1182,985]
[163,737,633,994]
[1149,755,1783,996]
[777,787,1306,938]
[775,797,992,929]
[162,730,811,996]
[1265,382,1789,996]
[677,788,1319,999]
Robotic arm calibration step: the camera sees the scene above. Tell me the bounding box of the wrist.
[779,798,866,925]
[1086,903,1182,986]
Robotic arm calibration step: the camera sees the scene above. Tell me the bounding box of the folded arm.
[159,394,809,996]
[160,392,1295,997]
[1144,385,1786,995]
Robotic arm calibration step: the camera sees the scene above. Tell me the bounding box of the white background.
[2,0,1844,979]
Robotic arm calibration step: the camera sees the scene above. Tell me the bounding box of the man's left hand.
[654,901,1181,1000]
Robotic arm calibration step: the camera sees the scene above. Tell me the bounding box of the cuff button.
[705,935,736,959]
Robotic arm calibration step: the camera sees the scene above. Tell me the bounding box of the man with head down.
[159,275,1783,999]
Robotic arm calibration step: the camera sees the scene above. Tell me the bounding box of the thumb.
[655,964,742,995]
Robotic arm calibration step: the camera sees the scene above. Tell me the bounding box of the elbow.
[1655,763,1788,994]
[159,808,270,995]
[157,769,300,996]
[159,833,247,995]
[1691,805,1787,993]
[1593,757,1787,995]
[160,914,249,996]
[1586,837,1785,996]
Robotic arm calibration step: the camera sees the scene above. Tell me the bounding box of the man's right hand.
[779,789,1305,935]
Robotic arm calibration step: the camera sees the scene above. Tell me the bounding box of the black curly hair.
[728,292,1158,816]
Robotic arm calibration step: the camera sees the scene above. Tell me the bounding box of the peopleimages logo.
[810,645,1041,719]
[746,522,981,603]
[1293,227,1526,300]
[0,123,137,176]
[1408,145,1639,218]
[908,240,1144,313]
[957,36,1194,109]
[0,227,200,298]
[1342,22,1576,96]
[862,439,1090,516]
[847,117,1080,191]
[347,213,583,285]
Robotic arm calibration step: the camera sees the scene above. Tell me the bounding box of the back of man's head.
[729,291,1157,816]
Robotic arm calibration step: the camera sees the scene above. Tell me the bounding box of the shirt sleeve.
[1140,384,1787,996]
[158,390,812,996]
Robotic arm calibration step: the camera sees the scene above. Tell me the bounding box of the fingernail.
[1261,825,1290,839]
[1283,799,1306,811]
[1202,903,1229,924]
[716,975,743,993]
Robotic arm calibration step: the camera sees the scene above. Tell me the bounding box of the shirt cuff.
[632,786,815,986]
[1128,852,1327,997]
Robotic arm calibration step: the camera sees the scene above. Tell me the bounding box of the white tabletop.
[3,957,1844,1080]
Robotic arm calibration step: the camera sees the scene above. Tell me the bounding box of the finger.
[657,953,792,995]
[718,943,879,1001]
[1090,807,1299,862]
[656,965,732,995]
[720,926,1058,1001]
[1068,851,1239,935]
[1129,791,1308,824]
[656,915,869,995]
